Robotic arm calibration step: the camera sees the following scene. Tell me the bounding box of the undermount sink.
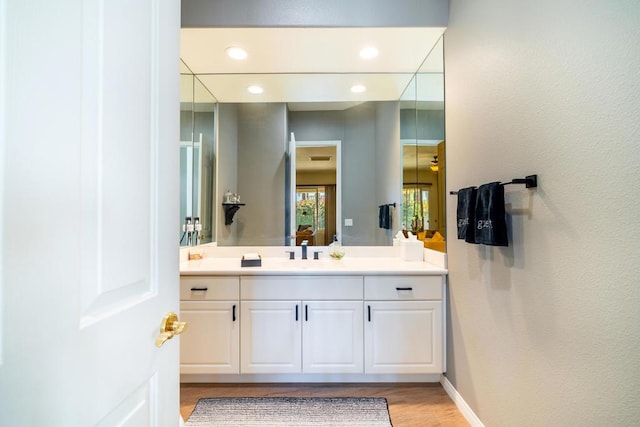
[263,257,339,269]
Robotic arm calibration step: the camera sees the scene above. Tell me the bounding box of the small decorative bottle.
[328,235,345,259]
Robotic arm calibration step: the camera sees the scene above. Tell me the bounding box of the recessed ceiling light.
[247,85,264,94]
[225,46,248,60]
[359,46,379,59]
[350,85,366,93]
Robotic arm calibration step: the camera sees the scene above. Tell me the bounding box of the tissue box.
[400,240,424,262]
[241,254,261,267]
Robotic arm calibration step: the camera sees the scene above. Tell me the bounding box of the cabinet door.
[365,301,443,374]
[180,301,239,374]
[302,301,364,373]
[240,301,302,373]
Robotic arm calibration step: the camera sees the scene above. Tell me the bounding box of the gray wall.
[400,108,445,141]
[445,0,640,425]
[217,104,238,245]
[288,110,344,141]
[236,103,287,245]
[375,102,401,245]
[181,0,448,28]
[343,104,377,246]
[218,103,287,246]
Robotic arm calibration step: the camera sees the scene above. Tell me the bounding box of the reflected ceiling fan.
[430,155,439,172]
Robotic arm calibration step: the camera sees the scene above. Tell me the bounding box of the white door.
[240,301,302,373]
[180,301,240,374]
[302,301,363,373]
[0,1,181,425]
[365,301,443,374]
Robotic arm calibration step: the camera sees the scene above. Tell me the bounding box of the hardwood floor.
[181,383,469,426]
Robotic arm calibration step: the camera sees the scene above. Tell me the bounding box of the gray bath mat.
[185,396,392,426]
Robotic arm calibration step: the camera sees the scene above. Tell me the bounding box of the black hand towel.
[473,182,508,246]
[378,204,391,229]
[456,187,477,242]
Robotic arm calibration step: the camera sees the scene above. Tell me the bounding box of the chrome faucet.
[301,240,308,260]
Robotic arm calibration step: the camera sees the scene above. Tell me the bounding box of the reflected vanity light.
[359,46,379,59]
[225,46,248,60]
[247,85,264,94]
[350,84,366,93]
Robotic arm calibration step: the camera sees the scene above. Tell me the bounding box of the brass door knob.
[155,312,188,347]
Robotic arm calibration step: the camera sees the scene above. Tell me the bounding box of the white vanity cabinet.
[240,276,364,374]
[178,268,446,381]
[179,276,240,374]
[364,276,444,374]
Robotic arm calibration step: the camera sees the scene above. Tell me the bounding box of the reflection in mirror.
[400,73,418,232]
[288,103,401,247]
[401,36,446,252]
[180,69,217,246]
[295,143,339,247]
[180,30,445,248]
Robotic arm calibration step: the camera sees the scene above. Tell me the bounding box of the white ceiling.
[180,27,445,106]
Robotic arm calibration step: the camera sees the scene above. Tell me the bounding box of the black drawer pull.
[190,287,208,292]
[295,304,299,321]
[305,305,308,322]
[396,287,413,291]
[368,305,371,322]
[232,304,236,322]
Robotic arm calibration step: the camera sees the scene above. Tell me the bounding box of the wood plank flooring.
[181,383,469,426]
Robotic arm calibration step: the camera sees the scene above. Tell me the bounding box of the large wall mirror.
[179,29,446,251]
[180,62,217,246]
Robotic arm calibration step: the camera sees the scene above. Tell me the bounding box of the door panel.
[0,0,180,425]
[365,301,443,374]
[95,377,156,427]
[241,301,302,373]
[303,301,364,373]
[181,301,240,374]
[80,0,158,325]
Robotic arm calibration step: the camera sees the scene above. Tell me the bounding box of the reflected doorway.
[293,141,341,246]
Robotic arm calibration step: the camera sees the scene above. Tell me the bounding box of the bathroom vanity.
[179,246,447,383]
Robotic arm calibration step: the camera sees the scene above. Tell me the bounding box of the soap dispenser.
[328,235,345,259]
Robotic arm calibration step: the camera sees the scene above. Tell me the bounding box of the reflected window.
[296,186,327,246]
[402,185,430,234]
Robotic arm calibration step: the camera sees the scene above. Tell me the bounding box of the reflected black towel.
[456,187,477,242]
[473,182,508,246]
[379,205,391,229]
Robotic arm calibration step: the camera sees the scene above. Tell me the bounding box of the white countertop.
[180,246,448,276]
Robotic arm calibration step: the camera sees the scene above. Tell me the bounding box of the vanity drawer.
[364,275,442,300]
[241,276,363,300]
[180,276,239,301]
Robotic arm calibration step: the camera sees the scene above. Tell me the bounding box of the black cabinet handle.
[232,304,236,322]
[396,287,413,291]
[368,305,371,322]
[190,287,208,291]
[305,304,308,322]
[295,304,299,321]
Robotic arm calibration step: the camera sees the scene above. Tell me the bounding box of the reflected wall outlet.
[345,218,353,226]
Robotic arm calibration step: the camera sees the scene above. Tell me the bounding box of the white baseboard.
[181,373,441,383]
[440,375,485,427]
